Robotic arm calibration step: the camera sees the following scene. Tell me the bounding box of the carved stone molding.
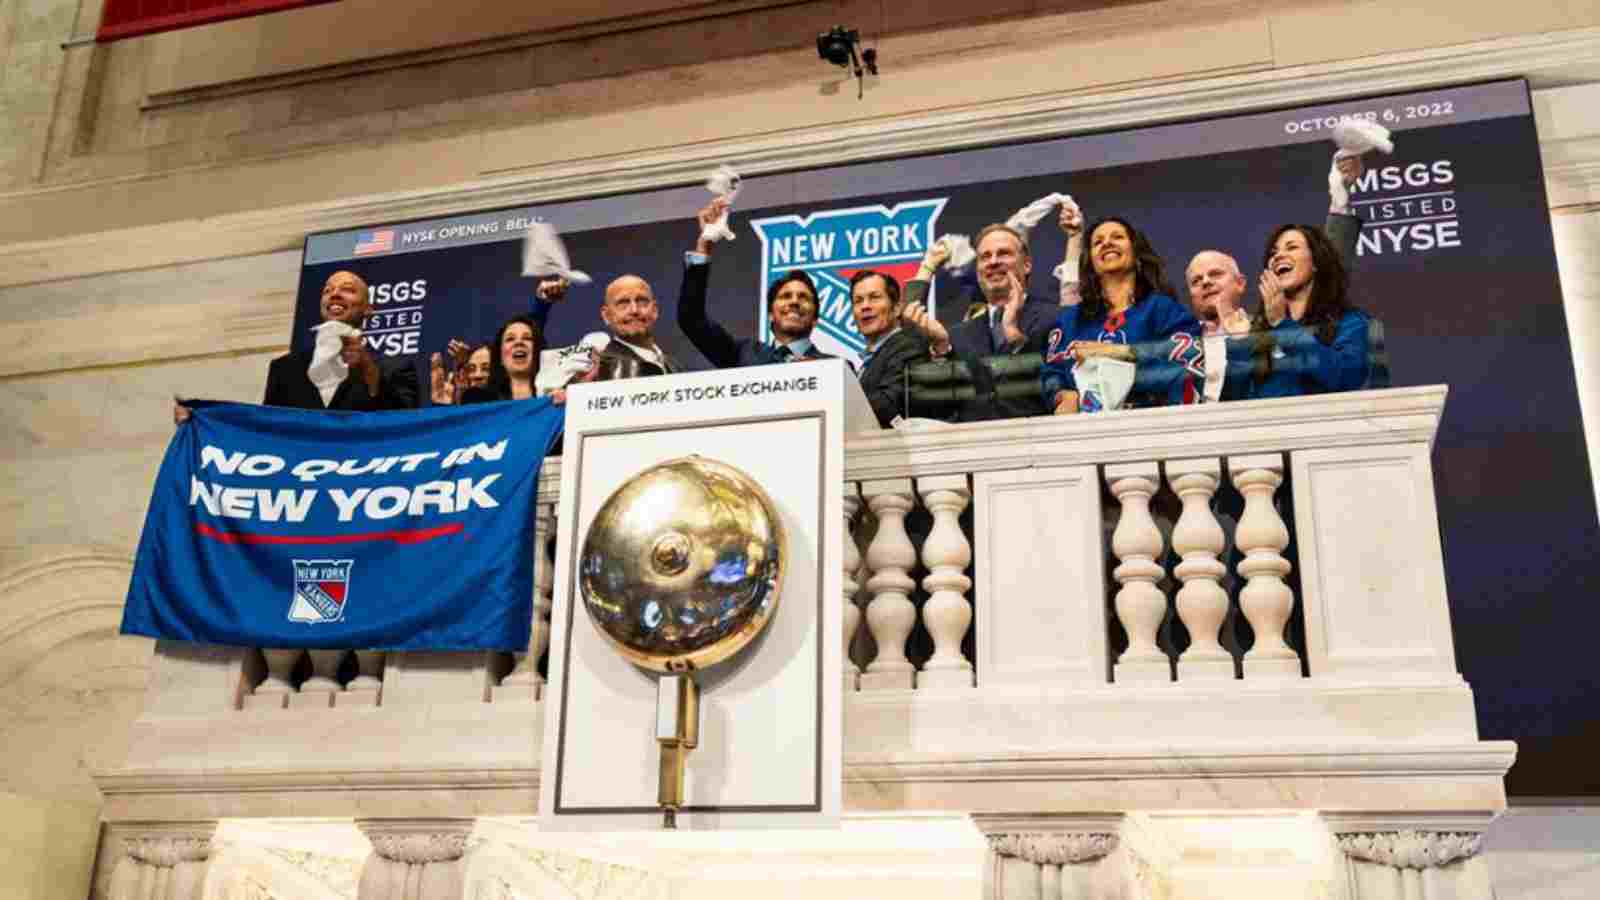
[1335,831,1484,870]
[358,818,476,865]
[987,832,1119,866]
[367,832,470,864]
[125,836,214,867]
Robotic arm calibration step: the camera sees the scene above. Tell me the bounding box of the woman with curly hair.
[461,315,546,404]
[1215,223,1371,399]
[1040,217,1200,413]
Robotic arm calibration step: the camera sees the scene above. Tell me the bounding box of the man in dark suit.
[259,270,419,411]
[174,270,418,422]
[594,274,680,378]
[678,199,834,368]
[850,270,928,428]
[901,223,1061,419]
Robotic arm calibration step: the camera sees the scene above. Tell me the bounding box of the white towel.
[1075,356,1136,413]
[1329,120,1395,211]
[307,321,360,405]
[1005,192,1080,234]
[522,222,592,285]
[535,331,612,395]
[701,164,742,244]
[933,234,976,272]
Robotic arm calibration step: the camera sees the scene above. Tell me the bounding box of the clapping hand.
[429,353,455,405]
[1259,269,1287,326]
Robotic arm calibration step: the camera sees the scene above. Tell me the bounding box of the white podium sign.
[539,359,871,830]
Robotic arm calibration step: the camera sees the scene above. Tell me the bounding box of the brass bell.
[578,455,785,827]
[579,455,784,673]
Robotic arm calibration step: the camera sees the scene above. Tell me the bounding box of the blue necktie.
[858,347,876,376]
[773,343,793,362]
[990,308,1007,352]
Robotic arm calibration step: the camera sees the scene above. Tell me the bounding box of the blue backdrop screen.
[295,79,1598,793]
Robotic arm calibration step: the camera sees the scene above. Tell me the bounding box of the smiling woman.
[1040,216,1200,414]
[1217,223,1372,400]
[461,315,544,404]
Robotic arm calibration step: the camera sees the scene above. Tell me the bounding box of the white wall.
[1487,805,1600,899]
[1551,209,1600,519]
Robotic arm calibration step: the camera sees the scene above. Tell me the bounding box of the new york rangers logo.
[750,199,947,359]
[290,559,354,624]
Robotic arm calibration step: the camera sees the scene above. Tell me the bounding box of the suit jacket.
[263,349,420,411]
[678,261,834,368]
[855,328,930,428]
[904,280,1058,358]
[596,335,679,379]
[903,280,1056,420]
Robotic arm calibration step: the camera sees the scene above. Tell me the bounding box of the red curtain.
[96,0,339,42]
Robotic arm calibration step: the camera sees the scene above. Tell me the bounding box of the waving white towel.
[307,321,360,405]
[701,164,742,244]
[522,222,592,285]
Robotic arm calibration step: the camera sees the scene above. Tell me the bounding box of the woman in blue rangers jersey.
[1214,224,1371,400]
[1041,217,1202,413]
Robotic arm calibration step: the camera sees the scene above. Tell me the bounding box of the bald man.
[262,270,420,410]
[593,274,680,378]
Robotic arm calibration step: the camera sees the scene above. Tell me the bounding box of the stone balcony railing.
[93,385,1517,900]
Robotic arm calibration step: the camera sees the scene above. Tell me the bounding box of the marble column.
[981,822,1128,900]
[1332,829,1493,900]
[357,818,475,900]
[107,821,217,900]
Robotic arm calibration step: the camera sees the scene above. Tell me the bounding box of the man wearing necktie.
[901,222,1067,420]
[678,199,836,369]
[850,269,928,428]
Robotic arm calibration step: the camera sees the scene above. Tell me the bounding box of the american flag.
[353,229,395,256]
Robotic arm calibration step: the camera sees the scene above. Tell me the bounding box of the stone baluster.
[842,487,863,692]
[917,475,974,688]
[107,822,217,900]
[495,503,556,702]
[1229,454,1301,678]
[1105,463,1171,683]
[1166,459,1233,681]
[297,650,347,708]
[357,818,474,900]
[347,650,386,706]
[859,479,918,691]
[244,648,302,710]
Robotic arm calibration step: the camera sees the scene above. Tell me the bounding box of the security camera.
[816,27,860,68]
[817,26,876,98]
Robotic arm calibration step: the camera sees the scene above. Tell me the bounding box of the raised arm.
[677,199,743,369]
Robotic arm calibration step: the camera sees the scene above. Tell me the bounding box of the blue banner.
[123,399,564,651]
